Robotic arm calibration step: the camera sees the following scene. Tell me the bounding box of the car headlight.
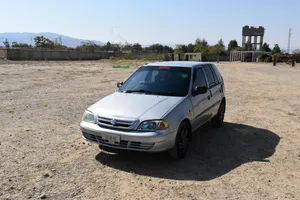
[138,120,169,131]
[82,110,95,123]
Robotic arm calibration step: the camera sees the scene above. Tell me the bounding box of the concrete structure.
[242,25,265,51]
[230,51,272,62]
[168,53,202,61]
[184,53,202,61]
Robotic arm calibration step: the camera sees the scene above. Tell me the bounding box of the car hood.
[88,92,184,120]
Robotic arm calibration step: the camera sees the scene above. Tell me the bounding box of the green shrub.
[286,60,292,65]
[264,56,272,62]
[258,54,272,62]
[123,53,132,59]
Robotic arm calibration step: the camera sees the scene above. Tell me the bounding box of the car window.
[211,64,223,83]
[193,68,207,88]
[119,66,191,97]
[125,70,149,88]
[209,64,220,84]
[151,70,158,83]
[203,65,218,87]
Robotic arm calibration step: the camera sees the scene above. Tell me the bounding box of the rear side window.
[210,64,223,83]
[193,68,207,88]
[203,65,218,87]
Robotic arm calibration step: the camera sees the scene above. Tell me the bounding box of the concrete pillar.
[260,36,264,46]
[254,36,258,50]
[242,36,246,48]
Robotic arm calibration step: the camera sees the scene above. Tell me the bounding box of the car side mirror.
[194,86,208,95]
[117,81,123,88]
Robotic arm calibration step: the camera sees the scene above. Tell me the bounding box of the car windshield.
[118,65,191,97]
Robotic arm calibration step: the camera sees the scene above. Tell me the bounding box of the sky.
[1,0,299,50]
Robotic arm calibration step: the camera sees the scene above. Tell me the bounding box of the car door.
[202,64,222,116]
[190,67,212,131]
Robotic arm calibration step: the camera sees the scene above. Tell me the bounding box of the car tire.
[168,122,190,159]
[211,100,225,128]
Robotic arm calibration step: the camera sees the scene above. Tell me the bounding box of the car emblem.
[110,119,117,126]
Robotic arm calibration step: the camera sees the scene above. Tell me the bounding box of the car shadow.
[95,122,280,181]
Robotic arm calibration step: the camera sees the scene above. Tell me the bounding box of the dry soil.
[0,60,300,200]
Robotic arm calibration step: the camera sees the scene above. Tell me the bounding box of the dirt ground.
[0,60,300,200]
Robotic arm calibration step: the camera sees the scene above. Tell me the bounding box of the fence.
[3,48,168,61]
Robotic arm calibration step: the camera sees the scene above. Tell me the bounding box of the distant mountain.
[0,32,104,47]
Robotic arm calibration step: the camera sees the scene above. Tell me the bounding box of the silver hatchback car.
[80,61,226,159]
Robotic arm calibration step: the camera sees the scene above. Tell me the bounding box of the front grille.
[98,116,136,130]
[82,132,154,150]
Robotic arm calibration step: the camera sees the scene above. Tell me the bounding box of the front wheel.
[168,122,190,159]
[211,100,225,128]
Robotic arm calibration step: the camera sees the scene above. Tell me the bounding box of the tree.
[208,45,220,55]
[261,42,271,52]
[144,43,172,53]
[228,40,238,51]
[76,41,100,52]
[217,39,225,51]
[104,42,112,51]
[233,46,243,51]
[122,43,133,51]
[209,39,226,55]
[174,45,187,54]
[3,39,10,48]
[194,38,209,53]
[53,43,67,49]
[34,36,54,48]
[244,43,253,51]
[132,43,142,52]
[162,45,173,53]
[12,42,33,48]
[272,44,281,54]
[187,43,195,53]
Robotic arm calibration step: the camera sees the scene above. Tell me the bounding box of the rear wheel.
[168,122,190,159]
[211,100,225,128]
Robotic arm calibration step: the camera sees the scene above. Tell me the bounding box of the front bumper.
[80,121,176,152]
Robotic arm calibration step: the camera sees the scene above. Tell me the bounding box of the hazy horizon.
[1,0,299,51]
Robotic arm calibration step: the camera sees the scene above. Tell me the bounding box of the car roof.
[145,61,212,68]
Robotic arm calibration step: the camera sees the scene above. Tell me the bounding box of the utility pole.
[288,28,292,54]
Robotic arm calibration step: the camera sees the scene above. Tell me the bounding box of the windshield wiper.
[121,89,154,94]
[153,92,182,96]
[120,90,182,96]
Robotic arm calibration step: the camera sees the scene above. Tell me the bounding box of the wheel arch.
[180,118,192,141]
[222,97,226,111]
